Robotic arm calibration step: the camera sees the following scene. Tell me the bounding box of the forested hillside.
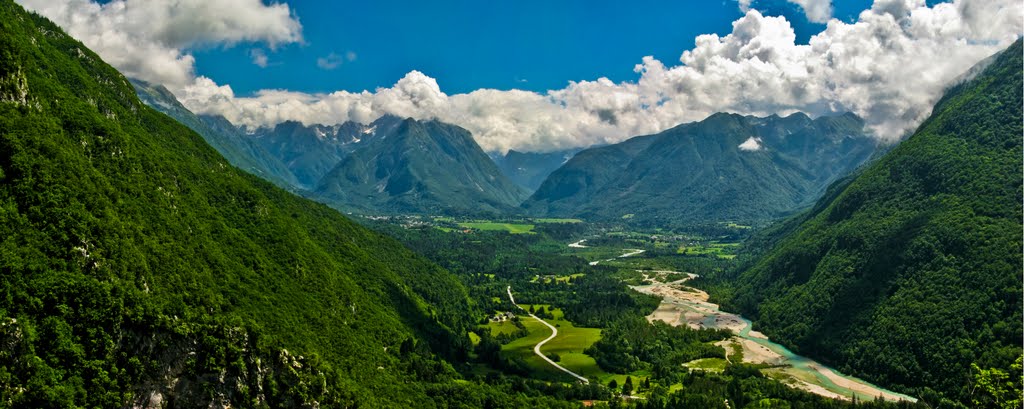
[131,79,301,189]
[0,3,519,407]
[718,40,1023,407]
[523,112,878,226]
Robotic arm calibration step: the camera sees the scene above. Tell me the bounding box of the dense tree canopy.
[718,40,1023,407]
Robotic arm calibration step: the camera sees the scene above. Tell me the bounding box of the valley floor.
[631,272,917,402]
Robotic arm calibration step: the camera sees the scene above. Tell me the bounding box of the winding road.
[506,286,589,384]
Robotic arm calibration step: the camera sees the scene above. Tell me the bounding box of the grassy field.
[487,320,524,337]
[499,305,656,386]
[501,317,567,379]
[497,294,690,396]
[564,246,631,262]
[677,242,739,259]
[684,357,728,372]
[532,218,583,224]
[530,273,585,284]
[458,221,536,234]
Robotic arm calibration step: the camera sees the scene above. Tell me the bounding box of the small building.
[489,311,516,322]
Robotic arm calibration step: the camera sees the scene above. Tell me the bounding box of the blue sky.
[192,0,887,96]
[33,0,1004,153]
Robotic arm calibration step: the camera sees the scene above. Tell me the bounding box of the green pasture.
[532,218,583,224]
[458,222,536,234]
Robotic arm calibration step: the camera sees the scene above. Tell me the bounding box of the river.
[631,271,917,403]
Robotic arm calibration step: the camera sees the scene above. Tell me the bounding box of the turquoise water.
[638,280,917,402]
[731,315,917,402]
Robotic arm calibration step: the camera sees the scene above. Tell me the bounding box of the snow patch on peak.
[738,137,763,151]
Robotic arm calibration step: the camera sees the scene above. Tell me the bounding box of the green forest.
[0,0,1020,408]
[714,40,1024,408]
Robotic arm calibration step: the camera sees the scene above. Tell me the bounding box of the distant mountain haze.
[314,117,529,215]
[523,111,879,225]
[137,79,881,223]
[134,85,529,215]
[492,148,583,192]
[248,117,399,189]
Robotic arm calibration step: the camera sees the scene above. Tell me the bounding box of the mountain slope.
[0,3,477,407]
[130,80,527,215]
[130,79,300,189]
[314,118,529,214]
[524,134,659,216]
[249,117,400,189]
[492,148,581,192]
[523,112,878,225]
[721,40,1023,403]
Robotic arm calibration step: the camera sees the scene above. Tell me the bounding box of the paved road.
[506,286,589,384]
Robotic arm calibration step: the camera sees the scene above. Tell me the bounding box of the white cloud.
[738,137,763,151]
[738,0,833,23]
[317,53,343,70]
[317,51,356,70]
[19,0,1022,153]
[739,0,754,13]
[249,48,268,68]
[16,0,302,87]
[790,0,833,23]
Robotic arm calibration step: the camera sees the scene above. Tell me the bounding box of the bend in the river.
[631,273,917,403]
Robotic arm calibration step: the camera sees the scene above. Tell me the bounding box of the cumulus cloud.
[17,0,302,87]
[789,0,833,23]
[738,137,763,151]
[738,0,833,23]
[19,0,1022,153]
[249,48,268,68]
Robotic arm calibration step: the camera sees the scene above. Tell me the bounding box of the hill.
[0,3,496,407]
[314,118,529,215]
[718,40,1023,405]
[131,79,300,189]
[524,112,878,225]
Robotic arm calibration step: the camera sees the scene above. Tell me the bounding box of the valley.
[633,272,915,402]
[0,1,1019,407]
[377,215,932,405]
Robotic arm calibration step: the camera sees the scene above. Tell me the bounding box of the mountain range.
[718,39,1023,403]
[135,83,883,224]
[523,112,880,225]
[132,86,528,215]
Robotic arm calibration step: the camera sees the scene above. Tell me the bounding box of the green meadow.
[458,221,536,234]
[532,218,584,224]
